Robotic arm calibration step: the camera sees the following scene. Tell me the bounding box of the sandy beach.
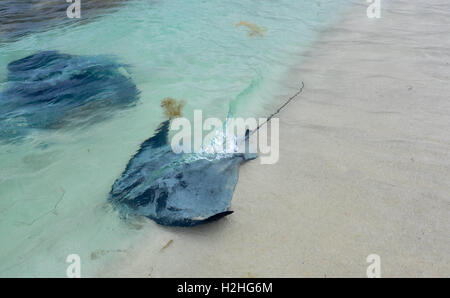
[98,0,449,277]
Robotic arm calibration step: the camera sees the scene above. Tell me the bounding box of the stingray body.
[0,51,139,142]
[109,120,256,227]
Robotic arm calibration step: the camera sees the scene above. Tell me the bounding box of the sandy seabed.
[98,0,450,277]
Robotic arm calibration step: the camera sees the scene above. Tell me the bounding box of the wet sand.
[99,0,449,277]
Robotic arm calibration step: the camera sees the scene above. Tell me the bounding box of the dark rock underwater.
[109,120,257,227]
[0,51,139,141]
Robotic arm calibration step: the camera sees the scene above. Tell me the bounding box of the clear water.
[0,0,349,277]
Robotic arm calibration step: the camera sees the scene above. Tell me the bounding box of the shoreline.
[98,1,449,277]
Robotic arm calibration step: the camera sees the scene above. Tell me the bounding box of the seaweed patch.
[235,21,267,37]
[161,98,185,119]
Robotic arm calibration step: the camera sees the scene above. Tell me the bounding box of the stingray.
[108,83,304,227]
[108,119,256,227]
[0,51,139,142]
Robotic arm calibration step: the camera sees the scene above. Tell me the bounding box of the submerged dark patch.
[0,0,130,44]
[108,120,256,227]
[0,51,139,141]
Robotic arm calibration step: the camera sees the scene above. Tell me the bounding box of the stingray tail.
[246,81,305,140]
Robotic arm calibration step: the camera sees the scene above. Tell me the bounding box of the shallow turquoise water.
[0,0,349,277]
